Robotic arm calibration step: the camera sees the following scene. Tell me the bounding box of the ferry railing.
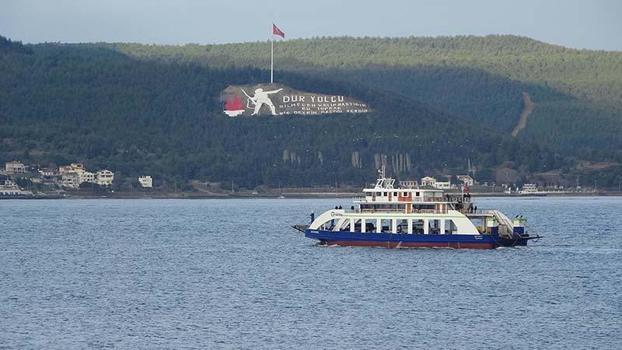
[409,209,438,214]
[358,208,439,214]
[357,196,445,203]
[359,208,405,213]
[464,209,495,215]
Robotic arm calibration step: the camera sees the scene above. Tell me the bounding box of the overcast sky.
[2,0,621,51]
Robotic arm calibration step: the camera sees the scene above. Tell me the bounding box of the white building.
[520,183,538,194]
[421,176,436,187]
[96,170,114,186]
[62,172,81,189]
[457,175,475,187]
[138,176,153,188]
[434,181,451,190]
[398,180,418,189]
[5,161,26,175]
[38,168,59,177]
[79,171,95,184]
[59,163,85,176]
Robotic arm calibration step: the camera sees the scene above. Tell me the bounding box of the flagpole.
[270,37,274,84]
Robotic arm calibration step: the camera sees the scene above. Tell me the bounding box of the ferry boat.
[294,169,540,249]
[0,180,33,199]
[519,183,546,196]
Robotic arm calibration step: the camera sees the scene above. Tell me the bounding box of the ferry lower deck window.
[411,219,424,234]
[444,220,457,234]
[381,219,391,233]
[397,219,409,233]
[365,222,376,232]
[471,218,485,233]
[353,219,362,232]
[428,219,441,234]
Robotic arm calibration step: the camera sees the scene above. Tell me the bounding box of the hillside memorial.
[222,84,370,117]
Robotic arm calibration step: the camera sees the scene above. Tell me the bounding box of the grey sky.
[2,0,621,51]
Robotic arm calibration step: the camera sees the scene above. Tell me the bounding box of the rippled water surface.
[1,197,621,349]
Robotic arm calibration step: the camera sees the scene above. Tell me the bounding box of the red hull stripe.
[326,240,495,249]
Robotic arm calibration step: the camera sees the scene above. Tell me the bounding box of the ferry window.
[444,220,457,234]
[403,192,408,196]
[393,192,398,196]
[376,192,381,196]
[365,221,376,232]
[322,219,336,231]
[353,219,362,232]
[340,221,350,231]
[428,219,441,234]
[415,192,420,197]
[383,192,387,196]
[397,219,408,233]
[411,219,424,234]
[471,218,485,233]
[413,204,434,213]
[381,219,392,233]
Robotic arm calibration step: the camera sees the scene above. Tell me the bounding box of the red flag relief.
[272,24,285,38]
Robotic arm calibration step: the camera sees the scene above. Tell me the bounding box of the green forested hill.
[1,35,620,189]
[107,35,622,160]
[108,35,622,105]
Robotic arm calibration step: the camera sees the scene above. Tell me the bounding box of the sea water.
[1,197,621,349]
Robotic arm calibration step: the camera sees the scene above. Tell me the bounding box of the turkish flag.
[272,24,285,38]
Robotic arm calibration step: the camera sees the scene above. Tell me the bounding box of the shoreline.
[2,190,621,200]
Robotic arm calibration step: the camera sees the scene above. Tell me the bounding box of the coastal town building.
[79,171,95,184]
[96,170,114,186]
[38,168,59,177]
[398,180,418,188]
[55,163,115,188]
[61,172,81,189]
[59,163,85,175]
[421,176,436,187]
[520,183,538,194]
[138,176,153,188]
[5,161,26,175]
[457,175,475,187]
[435,181,451,190]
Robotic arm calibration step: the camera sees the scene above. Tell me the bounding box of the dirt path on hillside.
[512,92,534,137]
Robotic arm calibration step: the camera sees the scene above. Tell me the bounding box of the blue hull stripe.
[304,229,527,248]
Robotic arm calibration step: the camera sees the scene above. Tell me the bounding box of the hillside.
[106,35,622,161]
[110,35,622,106]
[1,35,620,189]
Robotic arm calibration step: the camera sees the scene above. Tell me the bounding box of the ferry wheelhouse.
[295,170,540,249]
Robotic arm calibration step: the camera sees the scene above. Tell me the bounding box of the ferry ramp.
[489,210,514,238]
